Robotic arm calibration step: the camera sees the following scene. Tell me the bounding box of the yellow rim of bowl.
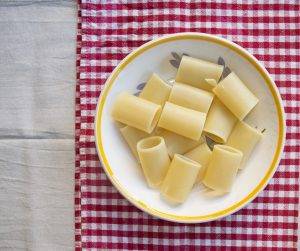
[94,33,285,223]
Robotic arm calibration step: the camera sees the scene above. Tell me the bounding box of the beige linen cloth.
[0,1,76,250]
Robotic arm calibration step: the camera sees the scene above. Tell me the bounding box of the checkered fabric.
[75,1,299,250]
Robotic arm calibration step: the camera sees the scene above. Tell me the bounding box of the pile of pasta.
[111,55,262,204]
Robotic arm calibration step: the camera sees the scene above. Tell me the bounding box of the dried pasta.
[168,82,214,113]
[137,136,171,188]
[227,121,262,169]
[161,154,201,203]
[175,56,223,91]
[120,126,150,159]
[203,145,243,193]
[139,73,171,106]
[185,143,212,181]
[158,102,206,140]
[213,72,259,120]
[111,92,162,133]
[156,128,204,157]
[203,98,237,143]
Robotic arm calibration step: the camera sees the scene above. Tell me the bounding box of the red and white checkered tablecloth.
[75,1,299,249]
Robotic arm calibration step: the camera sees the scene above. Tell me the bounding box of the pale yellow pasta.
[227,121,263,169]
[120,126,150,159]
[204,79,217,91]
[139,73,171,106]
[158,102,206,140]
[137,136,171,188]
[203,145,243,193]
[168,82,214,113]
[203,98,237,143]
[213,72,259,120]
[156,128,204,157]
[111,92,162,133]
[184,143,212,181]
[112,61,264,201]
[175,56,223,91]
[161,154,201,204]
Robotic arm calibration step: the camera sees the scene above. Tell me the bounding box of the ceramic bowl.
[94,33,285,223]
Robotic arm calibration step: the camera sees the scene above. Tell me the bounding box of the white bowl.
[94,33,285,223]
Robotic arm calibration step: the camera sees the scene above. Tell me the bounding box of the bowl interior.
[96,35,283,222]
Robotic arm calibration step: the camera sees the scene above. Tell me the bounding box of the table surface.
[0,1,76,250]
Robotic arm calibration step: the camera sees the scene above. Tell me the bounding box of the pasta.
[139,73,171,106]
[110,56,263,203]
[213,72,259,120]
[168,82,214,113]
[175,56,223,91]
[161,154,201,204]
[156,128,204,157]
[227,121,263,169]
[203,98,237,143]
[158,102,206,140]
[203,145,243,193]
[137,136,171,188]
[120,126,150,159]
[184,143,212,181]
[111,92,162,133]
[204,79,217,91]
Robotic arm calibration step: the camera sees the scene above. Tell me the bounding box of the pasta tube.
[120,126,150,159]
[156,128,204,157]
[158,102,206,140]
[111,92,161,133]
[137,136,171,188]
[175,56,223,91]
[203,98,237,143]
[161,154,201,204]
[168,82,214,113]
[227,121,263,169]
[139,73,171,106]
[213,72,259,120]
[203,145,243,193]
[204,79,217,91]
[184,143,212,181]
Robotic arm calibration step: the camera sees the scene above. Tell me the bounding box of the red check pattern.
[75,1,299,250]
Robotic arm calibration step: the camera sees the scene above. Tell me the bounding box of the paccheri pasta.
[184,143,212,182]
[168,82,214,113]
[111,56,261,204]
[213,72,259,120]
[137,136,171,188]
[161,154,201,204]
[158,102,206,140]
[175,56,223,91]
[156,128,204,157]
[203,98,237,143]
[203,145,243,192]
[119,125,151,160]
[227,121,262,169]
[111,92,162,133]
[139,73,171,106]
